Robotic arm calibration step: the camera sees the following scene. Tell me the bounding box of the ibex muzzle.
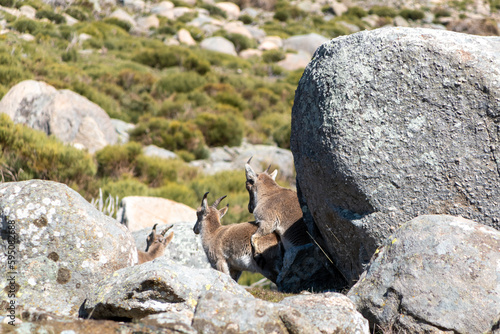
[245,157,310,251]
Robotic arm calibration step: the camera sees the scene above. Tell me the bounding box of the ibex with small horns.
[245,157,310,251]
[137,223,174,264]
[193,192,282,282]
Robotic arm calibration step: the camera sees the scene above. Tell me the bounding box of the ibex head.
[245,157,278,213]
[145,223,174,252]
[193,192,228,234]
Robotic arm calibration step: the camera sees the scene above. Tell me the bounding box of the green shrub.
[239,14,253,24]
[95,142,142,178]
[154,71,207,96]
[130,117,208,159]
[101,177,149,199]
[399,8,425,20]
[0,65,28,86]
[36,9,66,24]
[183,55,211,75]
[200,3,227,18]
[135,156,184,187]
[61,48,78,62]
[224,33,257,52]
[257,112,291,148]
[71,81,122,119]
[11,18,41,34]
[65,6,90,21]
[135,46,209,73]
[346,6,367,18]
[262,49,286,63]
[0,114,96,188]
[0,0,13,6]
[433,7,451,17]
[103,17,132,32]
[194,111,244,147]
[274,9,289,22]
[150,182,198,207]
[157,25,176,35]
[369,6,397,17]
[214,91,247,111]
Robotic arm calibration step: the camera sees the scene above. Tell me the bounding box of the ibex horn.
[212,195,227,208]
[202,192,209,210]
[161,224,174,236]
[247,156,253,164]
[264,164,272,173]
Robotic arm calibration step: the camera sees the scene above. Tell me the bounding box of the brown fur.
[245,158,310,251]
[193,192,282,282]
[137,224,174,265]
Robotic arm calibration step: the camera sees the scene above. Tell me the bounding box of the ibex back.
[137,223,174,264]
[245,158,310,251]
[193,192,282,282]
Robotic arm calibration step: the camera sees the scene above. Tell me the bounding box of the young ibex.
[193,192,282,282]
[137,223,174,265]
[245,157,310,251]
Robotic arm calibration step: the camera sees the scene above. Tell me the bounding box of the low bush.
[346,6,368,18]
[11,18,41,34]
[194,111,245,147]
[399,8,425,20]
[369,5,398,17]
[103,17,132,32]
[36,9,66,24]
[95,142,142,178]
[262,49,286,63]
[129,117,208,159]
[224,33,257,52]
[153,71,207,97]
[0,114,96,189]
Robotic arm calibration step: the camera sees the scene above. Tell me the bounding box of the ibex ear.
[201,192,209,210]
[269,169,278,181]
[245,163,257,181]
[219,204,229,218]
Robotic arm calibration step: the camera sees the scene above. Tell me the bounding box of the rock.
[339,20,361,33]
[331,1,348,16]
[192,290,321,334]
[117,196,196,232]
[83,259,251,320]
[448,18,500,36]
[291,27,500,284]
[223,21,253,39]
[0,80,118,153]
[141,309,197,334]
[151,1,174,16]
[200,36,237,56]
[19,5,36,19]
[277,51,311,71]
[280,292,369,333]
[62,13,79,26]
[189,142,296,184]
[348,215,500,333]
[283,33,329,56]
[136,14,159,31]
[177,28,196,45]
[110,9,136,28]
[143,144,178,159]
[245,25,267,41]
[172,7,194,19]
[239,48,263,59]
[133,222,211,269]
[215,1,240,20]
[0,5,20,17]
[19,33,35,42]
[123,0,145,12]
[0,180,136,317]
[110,118,134,144]
[393,15,410,27]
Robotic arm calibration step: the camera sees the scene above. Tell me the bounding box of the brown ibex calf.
[193,192,282,282]
[137,223,174,265]
[245,157,310,251]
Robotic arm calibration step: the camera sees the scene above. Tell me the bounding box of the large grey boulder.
[117,196,196,232]
[192,291,321,334]
[279,292,369,334]
[291,27,500,284]
[83,259,251,320]
[0,180,136,317]
[348,215,500,333]
[0,80,118,153]
[133,222,211,269]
